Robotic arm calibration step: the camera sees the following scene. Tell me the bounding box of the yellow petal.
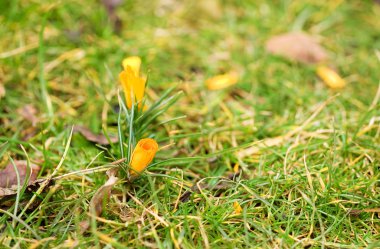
[129,138,159,177]
[119,70,133,109]
[119,67,146,109]
[233,201,242,214]
[122,56,141,76]
[206,72,239,90]
[127,67,146,104]
[316,66,346,89]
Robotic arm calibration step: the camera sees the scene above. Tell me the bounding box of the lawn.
[0,0,379,248]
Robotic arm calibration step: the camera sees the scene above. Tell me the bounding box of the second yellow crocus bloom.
[119,56,146,109]
[129,138,159,177]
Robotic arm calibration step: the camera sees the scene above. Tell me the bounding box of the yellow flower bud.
[206,72,239,90]
[129,138,159,177]
[316,66,346,89]
[119,56,146,109]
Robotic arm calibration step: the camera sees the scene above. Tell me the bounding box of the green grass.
[0,0,379,248]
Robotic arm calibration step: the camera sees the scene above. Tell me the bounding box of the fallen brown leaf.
[266,32,328,64]
[90,175,118,216]
[0,187,18,197]
[0,160,40,188]
[0,178,53,201]
[17,104,39,126]
[80,169,118,233]
[73,125,118,145]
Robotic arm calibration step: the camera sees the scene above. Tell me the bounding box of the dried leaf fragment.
[316,66,346,89]
[0,160,40,188]
[0,178,52,201]
[90,175,118,216]
[80,171,118,233]
[73,125,118,145]
[349,208,380,216]
[266,32,328,64]
[206,72,239,90]
[0,187,19,198]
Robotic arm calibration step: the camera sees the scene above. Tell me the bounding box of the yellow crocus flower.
[129,138,159,177]
[119,56,146,109]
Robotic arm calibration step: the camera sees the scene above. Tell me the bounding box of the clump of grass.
[115,85,183,178]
